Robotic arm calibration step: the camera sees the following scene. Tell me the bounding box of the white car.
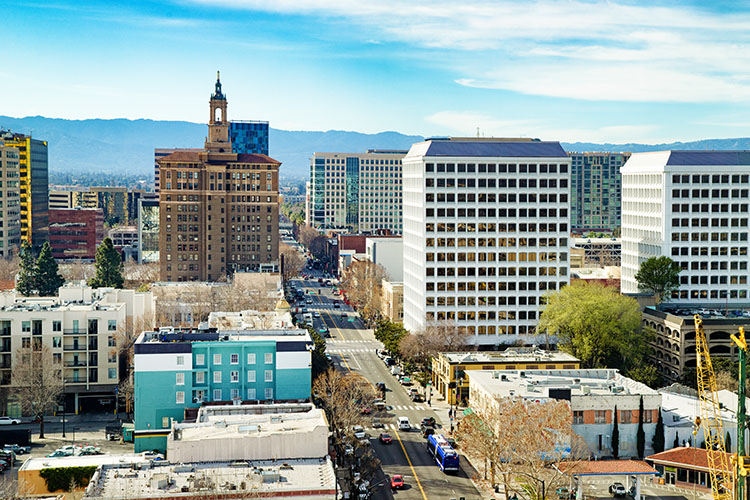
[353,425,366,440]
[0,416,20,425]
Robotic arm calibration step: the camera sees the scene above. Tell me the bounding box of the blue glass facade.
[345,157,360,231]
[229,121,269,155]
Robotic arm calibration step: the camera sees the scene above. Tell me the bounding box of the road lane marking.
[394,429,428,500]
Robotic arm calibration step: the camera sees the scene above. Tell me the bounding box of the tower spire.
[212,71,225,100]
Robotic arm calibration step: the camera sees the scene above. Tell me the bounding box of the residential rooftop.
[83,458,336,499]
[438,348,579,365]
[467,369,658,398]
[135,327,311,346]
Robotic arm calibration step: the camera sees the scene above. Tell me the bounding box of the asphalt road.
[291,268,482,500]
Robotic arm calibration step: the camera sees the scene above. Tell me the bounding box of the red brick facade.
[49,208,104,260]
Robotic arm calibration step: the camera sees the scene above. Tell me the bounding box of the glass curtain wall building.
[569,152,629,234]
[229,121,269,155]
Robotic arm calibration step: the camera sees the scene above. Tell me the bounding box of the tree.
[635,256,681,303]
[636,396,645,458]
[298,225,322,248]
[627,364,661,389]
[280,243,305,282]
[673,432,680,448]
[399,321,471,373]
[538,281,644,370]
[88,238,124,289]
[35,242,65,296]
[12,345,63,439]
[340,261,386,323]
[612,406,620,458]
[652,408,665,453]
[456,398,589,500]
[0,254,20,282]
[16,240,36,296]
[307,326,329,379]
[374,320,408,358]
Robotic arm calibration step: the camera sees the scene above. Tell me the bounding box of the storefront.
[646,446,732,491]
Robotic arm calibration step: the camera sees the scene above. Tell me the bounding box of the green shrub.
[40,465,98,492]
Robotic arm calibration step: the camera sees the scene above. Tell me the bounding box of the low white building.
[467,369,661,458]
[0,284,154,415]
[167,403,329,462]
[365,237,403,281]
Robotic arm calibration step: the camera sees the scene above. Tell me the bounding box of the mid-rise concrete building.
[433,349,581,405]
[0,285,154,416]
[49,189,74,209]
[49,208,104,260]
[133,326,312,452]
[0,145,21,256]
[308,150,406,233]
[365,237,403,281]
[158,75,280,281]
[569,152,629,234]
[621,151,750,303]
[402,138,571,344]
[380,279,403,324]
[467,368,661,458]
[0,130,48,252]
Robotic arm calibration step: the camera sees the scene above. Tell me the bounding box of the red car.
[360,407,372,415]
[379,433,392,444]
[391,474,404,489]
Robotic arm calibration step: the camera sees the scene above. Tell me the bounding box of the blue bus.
[426,434,460,472]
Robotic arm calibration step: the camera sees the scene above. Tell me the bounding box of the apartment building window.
[231,388,240,400]
[265,388,273,400]
[594,410,606,424]
[53,337,62,348]
[265,370,273,382]
[213,371,222,383]
[213,353,222,365]
[176,373,184,385]
[53,321,61,332]
[230,353,239,364]
[176,355,185,366]
[265,353,273,364]
[196,354,205,366]
[231,371,239,383]
[176,391,185,404]
[108,336,115,347]
[247,388,256,400]
[162,417,170,428]
[644,410,654,423]
[620,410,632,424]
[196,372,205,384]
[108,320,117,331]
[247,370,256,382]
[22,321,30,333]
[21,337,29,348]
[573,411,584,425]
[213,389,222,401]
[108,368,116,379]
[247,353,256,364]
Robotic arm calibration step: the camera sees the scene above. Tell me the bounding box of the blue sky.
[3,0,750,143]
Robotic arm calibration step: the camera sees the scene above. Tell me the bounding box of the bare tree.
[457,398,589,500]
[399,321,472,369]
[0,254,19,282]
[123,261,159,289]
[280,243,305,282]
[60,261,95,283]
[298,225,322,248]
[313,368,377,445]
[340,261,386,323]
[12,345,63,439]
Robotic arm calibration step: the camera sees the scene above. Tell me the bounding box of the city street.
[290,269,482,500]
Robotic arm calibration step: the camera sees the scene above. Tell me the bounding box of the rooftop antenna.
[476,127,480,138]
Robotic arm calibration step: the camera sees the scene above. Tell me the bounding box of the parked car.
[353,425,366,440]
[398,417,411,430]
[379,433,393,444]
[411,393,424,402]
[333,302,340,309]
[3,444,30,455]
[79,446,102,456]
[142,451,164,460]
[609,482,626,497]
[0,417,20,425]
[372,417,384,429]
[391,475,405,490]
[421,416,436,427]
[46,450,70,458]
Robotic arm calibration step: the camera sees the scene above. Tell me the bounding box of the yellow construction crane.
[694,314,734,500]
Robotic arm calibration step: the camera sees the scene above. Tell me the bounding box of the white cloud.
[188,0,750,103]
[425,110,665,143]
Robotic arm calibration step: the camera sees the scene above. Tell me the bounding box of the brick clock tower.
[205,71,231,152]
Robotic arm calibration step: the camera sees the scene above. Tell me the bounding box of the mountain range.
[3,115,750,180]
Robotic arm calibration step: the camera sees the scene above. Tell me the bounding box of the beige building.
[49,189,74,209]
[0,145,21,256]
[380,279,403,323]
[158,75,280,282]
[432,349,580,405]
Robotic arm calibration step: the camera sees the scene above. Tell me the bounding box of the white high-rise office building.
[621,151,750,303]
[308,150,406,234]
[402,138,571,345]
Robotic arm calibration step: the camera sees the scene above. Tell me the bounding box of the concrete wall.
[366,238,403,281]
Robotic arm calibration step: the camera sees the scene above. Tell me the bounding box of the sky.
[2,0,750,143]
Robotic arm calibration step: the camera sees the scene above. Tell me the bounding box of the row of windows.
[679,275,748,285]
[673,203,749,213]
[180,352,274,366]
[671,290,749,299]
[421,193,568,204]
[671,247,748,256]
[672,189,748,198]
[671,232,748,242]
[427,237,567,247]
[175,387,273,405]
[425,296,538,310]
[427,282,543,294]
[426,252,563,262]
[424,163,569,174]
[426,222,568,233]
[671,218,748,228]
[426,178,568,191]
[672,174,749,184]
[179,369,274,384]
[426,208,567,218]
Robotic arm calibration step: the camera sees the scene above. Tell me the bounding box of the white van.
[398,417,411,431]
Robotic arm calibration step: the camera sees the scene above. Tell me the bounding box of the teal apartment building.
[133,328,312,452]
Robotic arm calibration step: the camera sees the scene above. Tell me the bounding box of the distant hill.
[2,115,750,180]
[0,116,422,179]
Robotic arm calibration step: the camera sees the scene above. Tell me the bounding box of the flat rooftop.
[0,298,122,313]
[20,454,145,472]
[467,369,658,398]
[136,328,311,345]
[647,305,750,320]
[84,458,335,499]
[174,407,327,442]
[440,348,579,365]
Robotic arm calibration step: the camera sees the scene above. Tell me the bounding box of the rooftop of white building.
[135,327,311,345]
[439,348,579,365]
[83,457,335,499]
[406,138,568,159]
[0,284,150,312]
[20,454,145,472]
[467,369,658,398]
[623,150,750,171]
[659,383,747,427]
[207,309,295,330]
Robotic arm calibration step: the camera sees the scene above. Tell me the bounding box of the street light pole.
[61,379,66,439]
